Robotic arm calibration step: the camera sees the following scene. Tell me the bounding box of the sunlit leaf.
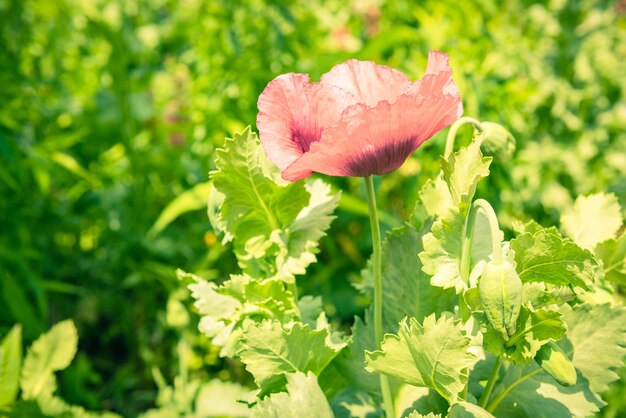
[20,320,78,399]
[561,193,622,250]
[366,315,478,402]
[0,324,22,406]
[252,372,333,418]
[510,229,597,290]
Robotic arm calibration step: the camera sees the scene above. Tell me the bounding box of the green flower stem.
[458,198,503,401]
[460,199,503,299]
[472,199,503,263]
[444,116,484,158]
[479,356,503,408]
[364,176,395,418]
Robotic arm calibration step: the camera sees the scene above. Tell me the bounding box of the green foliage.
[561,304,626,398]
[21,320,78,400]
[448,402,495,418]
[1,0,626,415]
[510,228,598,290]
[366,315,478,402]
[238,321,346,394]
[252,372,333,418]
[210,128,339,280]
[440,139,491,213]
[419,140,496,292]
[0,325,22,407]
[483,307,566,364]
[596,232,626,285]
[561,193,623,251]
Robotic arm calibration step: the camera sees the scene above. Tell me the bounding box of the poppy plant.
[256,52,462,418]
[257,51,463,181]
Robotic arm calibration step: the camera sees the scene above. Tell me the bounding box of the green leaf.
[211,127,308,240]
[490,363,603,418]
[561,303,626,397]
[416,175,455,220]
[365,315,478,402]
[195,379,251,417]
[186,271,298,357]
[0,324,22,406]
[238,321,346,393]
[561,193,623,250]
[333,316,380,396]
[364,226,456,331]
[147,181,213,238]
[20,320,78,399]
[330,388,380,418]
[510,229,598,290]
[596,231,626,284]
[210,129,339,279]
[279,179,340,277]
[483,307,566,364]
[448,402,495,418]
[252,372,333,418]
[407,412,442,418]
[440,139,491,211]
[420,208,500,292]
[395,385,448,418]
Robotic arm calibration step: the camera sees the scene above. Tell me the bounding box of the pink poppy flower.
[257,51,463,181]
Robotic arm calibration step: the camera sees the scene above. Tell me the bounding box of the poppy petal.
[257,73,355,170]
[320,60,411,107]
[282,91,462,181]
[408,51,463,117]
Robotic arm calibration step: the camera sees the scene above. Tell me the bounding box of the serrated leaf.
[365,315,478,402]
[417,176,455,219]
[448,402,495,418]
[490,362,603,418]
[211,127,309,241]
[238,321,346,393]
[561,303,626,397]
[596,231,626,284]
[333,316,380,396]
[510,229,597,290]
[20,320,78,399]
[252,372,333,418]
[210,128,314,278]
[364,226,456,331]
[440,139,491,211]
[278,179,340,277]
[0,324,22,406]
[483,307,566,364]
[420,208,501,292]
[187,272,298,357]
[561,193,623,250]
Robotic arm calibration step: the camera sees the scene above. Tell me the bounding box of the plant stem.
[472,199,503,264]
[458,198,503,400]
[479,356,503,408]
[443,116,484,158]
[364,176,395,418]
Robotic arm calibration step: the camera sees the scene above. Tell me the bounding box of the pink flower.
[257,51,463,181]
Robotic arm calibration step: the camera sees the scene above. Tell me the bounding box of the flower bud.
[480,122,516,161]
[479,260,522,340]
[534,341,577,386]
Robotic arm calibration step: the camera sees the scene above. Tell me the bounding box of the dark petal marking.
[290,124,321,153]
[344,138,417,177]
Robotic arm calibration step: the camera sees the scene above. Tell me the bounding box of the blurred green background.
[1,0,625,416]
